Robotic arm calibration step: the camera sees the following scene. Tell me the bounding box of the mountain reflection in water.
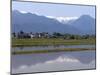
[12,50,96,74]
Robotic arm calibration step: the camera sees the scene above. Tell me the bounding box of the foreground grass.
[12,38,95,47]
[12,47,95,55]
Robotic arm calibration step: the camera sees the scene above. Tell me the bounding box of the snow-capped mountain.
[19,11,28,14]
[12,10,95,34]
[46,16,78,24]
[17,10,78,24]
[12,10,81,34]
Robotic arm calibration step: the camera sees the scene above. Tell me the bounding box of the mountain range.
[12,10,95,35]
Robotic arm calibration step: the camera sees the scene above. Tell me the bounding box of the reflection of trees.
[19,47,24,50]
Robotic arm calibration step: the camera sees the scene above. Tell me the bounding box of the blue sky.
[12,1,95,18]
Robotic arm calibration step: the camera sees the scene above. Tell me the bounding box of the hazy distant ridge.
[12,10,95,35]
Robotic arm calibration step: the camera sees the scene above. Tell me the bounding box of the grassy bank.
[12,47,95,55]
[12,38,95,47]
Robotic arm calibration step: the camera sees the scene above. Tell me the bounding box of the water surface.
[12,45,95,51]
[11,50,96,74]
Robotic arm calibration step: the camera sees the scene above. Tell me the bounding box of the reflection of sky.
[12,51,96,74]
[12,1,95,18]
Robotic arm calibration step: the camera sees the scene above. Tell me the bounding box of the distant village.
[12,31,95,39]
[12,31,50,39]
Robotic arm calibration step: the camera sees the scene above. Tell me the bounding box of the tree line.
[12,31,96,39]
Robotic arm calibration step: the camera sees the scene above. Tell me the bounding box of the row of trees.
[12,31,96,39]
[52,32,95,39]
